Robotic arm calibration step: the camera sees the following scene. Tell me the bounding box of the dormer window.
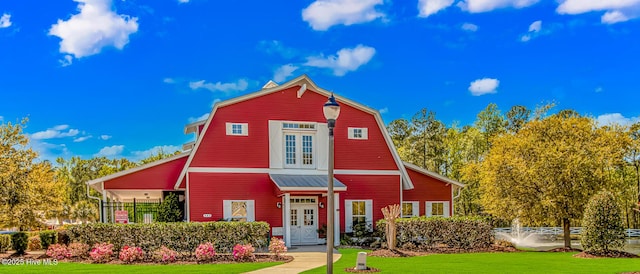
[283,122,316,169]
[226,123,248,136]
[348,127,368,140]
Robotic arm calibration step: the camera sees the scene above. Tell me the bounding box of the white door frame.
[287,196,319,245]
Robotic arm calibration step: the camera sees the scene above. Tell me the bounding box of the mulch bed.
[369,244,520,257]
[344,266,381,273]
[573,250,639,259]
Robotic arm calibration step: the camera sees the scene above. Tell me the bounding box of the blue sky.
[1,0,640,162]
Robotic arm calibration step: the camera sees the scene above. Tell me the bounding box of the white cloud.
[163,77,176,84]
[48,0,139,60]
[31,125,80,140]
[557,0,640,24]
[178,0,190,3]
[131,145,181,161]
[0,13,12,28]
[29,140,71,162]
[59,55,73,67]
[273,64,299,83]
[99,135,112,140]
[258,40,298,59]
[596,113,640,126]
[595,86,604,93]
[302,0,385,31]
[520,20,542,42]
[0,116,4,122]
[468,78,499,96]
[188,113,210,123]
[379,107,389,114]
[73,136,92,142]
[304,45,376,76]
[461,22,478,31]
[189,79,248,93]
[459,0,539,13]
[94,145,124,157]
[418,0,455,17]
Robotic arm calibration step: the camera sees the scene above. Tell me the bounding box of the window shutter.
[365,200,373,231]
[362,128,368,140]
[443,202,450,217]
[241,124,249,136]
[269,121,283,168]
[347,127,355,139]
[225,123,233,135]
[425,202,433,217]
[344,200,353,233]
[247,200,255,221]
[411,201,419,217]
[317,124,328,170]
[223,200,232,220]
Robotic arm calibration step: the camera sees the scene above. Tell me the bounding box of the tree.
[581,190,625,253]
[505,105,530,133]
[480,113,629,248]
[157,193,183,222]
[72,200,99,224]
[0,120,65,230]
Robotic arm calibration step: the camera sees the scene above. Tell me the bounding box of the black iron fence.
[101,199,162,224]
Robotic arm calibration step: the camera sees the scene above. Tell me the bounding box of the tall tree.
[480,113,629,248]
[505,105,531,133]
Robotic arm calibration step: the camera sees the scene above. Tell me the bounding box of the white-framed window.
[226,123,248,136]
[283,122,316,130]
[425,201,450,217]
[344,199,373,233]
[283,133,315,168]
[223,200,255,221]
[348,127,368,140]
[402,201,419,218]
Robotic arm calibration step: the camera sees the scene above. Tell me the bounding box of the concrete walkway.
[245,245,341,274]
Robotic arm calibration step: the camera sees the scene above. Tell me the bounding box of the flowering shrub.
[232,244,255,262]
[46,244,71,260]
[90,242,114,263]
[268,237,287,257]
[119,245,145,263]
[154,246,178,263]
[68,243,90,258]
[195,242,216,262]
[28,236,42,251]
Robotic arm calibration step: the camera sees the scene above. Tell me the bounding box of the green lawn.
[0,261,281,274]
[303,249,640,274]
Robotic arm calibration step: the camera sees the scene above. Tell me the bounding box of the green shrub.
[28,236,42,251]
[0,234,11,253]
[68,221,270,254]
[57,229,70,245]
[39,230,57,250]
[580,190,625,253]
[157,193,183,222]
[377,216,493,250]
[11,232,28,255]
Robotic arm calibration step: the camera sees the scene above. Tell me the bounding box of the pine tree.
[581,190,625,254]
[157,193,183,222]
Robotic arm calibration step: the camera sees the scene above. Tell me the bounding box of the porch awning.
[269,174,347,191]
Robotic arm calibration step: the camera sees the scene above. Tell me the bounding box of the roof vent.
[262,80,279,89]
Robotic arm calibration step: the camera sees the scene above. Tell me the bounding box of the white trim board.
[186,167,400,175]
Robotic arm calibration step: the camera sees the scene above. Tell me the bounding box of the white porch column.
[283,193,291,248]
[109,192,115,223]
[334,192,340,247]
[101,188,107,223]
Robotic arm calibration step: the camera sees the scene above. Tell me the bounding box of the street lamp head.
[323,94,341,121]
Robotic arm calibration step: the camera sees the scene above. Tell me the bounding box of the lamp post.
[323,94,340,274]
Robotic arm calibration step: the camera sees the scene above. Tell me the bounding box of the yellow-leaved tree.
[480,112,629,248]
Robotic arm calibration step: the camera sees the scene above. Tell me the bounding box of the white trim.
[223,200,255,222]
[403,162,466,188]
[344,199,373,233]
[182,141,196,151]
[334,193,340,247]
[87,152,190,187]
[226,122,248,136]
[184,120,206,134]
[189,167,271,173]
[402,201,420,217]
[174,75,414,190]
[278,186,347,191]
[283,193,291,248]
[335,169,399,175]
[425,201,450,217]
[348,127,368,140]
[186,167,400,175]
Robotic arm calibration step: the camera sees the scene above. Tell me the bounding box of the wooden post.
[382,204,400,250]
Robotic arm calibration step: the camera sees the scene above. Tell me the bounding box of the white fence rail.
[494,227,640,237]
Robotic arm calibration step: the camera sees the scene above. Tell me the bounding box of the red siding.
[337,175,401,231]
[188,173,282,228]
[403,168,453,216]
[104,156,188,190]
[190,86,398,170]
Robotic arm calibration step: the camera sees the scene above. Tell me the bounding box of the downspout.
[87,183,103,223]
[452,186,462,216]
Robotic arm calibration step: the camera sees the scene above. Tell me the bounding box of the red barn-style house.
[87,75,464,247]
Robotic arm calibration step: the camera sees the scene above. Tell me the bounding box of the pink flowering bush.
[119,245,145,263]
[232,243,255,262]
[154,246,178,263]
[46,244,71,260]
[195,242,216,262]
[89,242,114,263]
[68,243,90,258]
[268,237,287,257]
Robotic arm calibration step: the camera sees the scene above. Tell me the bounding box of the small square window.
[348,127,368,140]
[226,123,248,136]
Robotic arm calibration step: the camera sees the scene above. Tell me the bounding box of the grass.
[0,261,281,274]
[302,249,640,274]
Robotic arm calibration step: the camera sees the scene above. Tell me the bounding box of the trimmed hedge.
[376,216,493,250]
[39,230,58,250]
[0,234,11,253]
[68,222,269,254]
[12,232,28,255]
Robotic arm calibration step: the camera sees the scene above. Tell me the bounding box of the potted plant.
[317,224,327,244]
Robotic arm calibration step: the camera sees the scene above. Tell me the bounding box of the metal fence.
[494,227,640,238]
[101,199,162,224]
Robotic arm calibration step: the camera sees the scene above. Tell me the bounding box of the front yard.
[0,261,281,274]
[303,248,640,274]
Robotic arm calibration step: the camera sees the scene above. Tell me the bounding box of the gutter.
[87,184,103,223]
